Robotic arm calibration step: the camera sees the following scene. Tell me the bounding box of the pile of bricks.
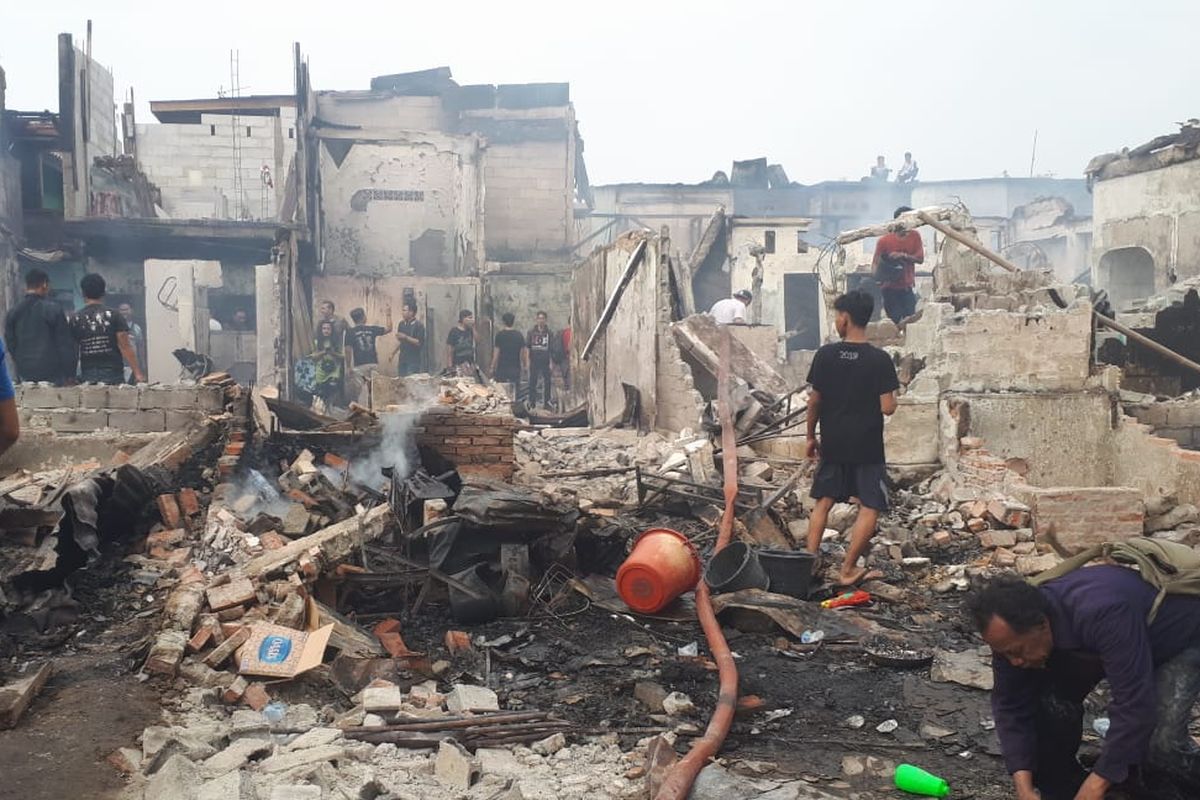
[17,383,225,434]
[415,406,518,480]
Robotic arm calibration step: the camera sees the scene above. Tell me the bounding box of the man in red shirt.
[872,206,925,325]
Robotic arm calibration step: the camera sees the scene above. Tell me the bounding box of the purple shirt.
[992,565,1200,783]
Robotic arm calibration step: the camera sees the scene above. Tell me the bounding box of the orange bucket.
[616,527,702,613]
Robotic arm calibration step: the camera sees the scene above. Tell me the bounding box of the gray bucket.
[704,541,770,595]
[758,549,816,599]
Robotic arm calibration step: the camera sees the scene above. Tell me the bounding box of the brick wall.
[17,384,224,434]
[1013,485,1145,553]
[415,406,516,480]
[1129,399,1200,450]
[483,140,571,259]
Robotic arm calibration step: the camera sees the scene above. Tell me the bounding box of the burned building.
[1088,121,1200,309]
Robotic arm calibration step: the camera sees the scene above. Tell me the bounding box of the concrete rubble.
[0,43,1196,799]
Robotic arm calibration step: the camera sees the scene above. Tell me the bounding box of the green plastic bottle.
[894,763,950,797]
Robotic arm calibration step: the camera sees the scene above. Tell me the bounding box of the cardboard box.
[235,623,334,679]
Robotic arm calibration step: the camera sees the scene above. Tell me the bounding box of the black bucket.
[758,549,816,599]
[704,541,770,595]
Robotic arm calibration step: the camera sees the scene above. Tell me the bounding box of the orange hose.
[654,326,740,800]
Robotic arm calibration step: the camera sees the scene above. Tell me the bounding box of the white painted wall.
[144,260,218,382]
[728,221,826,355]
[318,131,483,276]
[1092,159,1200,291]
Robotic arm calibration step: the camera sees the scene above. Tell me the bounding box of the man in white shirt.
[709,290,752,325]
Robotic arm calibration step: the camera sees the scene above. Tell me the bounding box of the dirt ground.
[0,561,161,800]
[394,593,1017,799]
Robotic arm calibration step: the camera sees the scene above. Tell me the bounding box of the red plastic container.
[616,528,702,613]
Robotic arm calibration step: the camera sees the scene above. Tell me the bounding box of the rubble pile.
[434,378,513,415]
[121,701,643,800]
[513,427,715,507]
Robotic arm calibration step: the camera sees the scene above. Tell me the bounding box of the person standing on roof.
[873,205,925,325]
[967,570,1200,800]
[4,268,76,385]
[70,273,144,385]
[804,290,899,587]
[709,290,753,325]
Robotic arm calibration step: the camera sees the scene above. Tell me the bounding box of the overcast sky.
[3,1,1197,186]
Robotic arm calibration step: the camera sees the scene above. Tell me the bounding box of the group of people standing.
[303,300,569,410]
[4,269,145,386]
[489,311,570,409]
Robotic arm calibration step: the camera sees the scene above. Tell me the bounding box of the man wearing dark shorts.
[873,205,924,325]
[804,290,899,586]
[490,312,525,391]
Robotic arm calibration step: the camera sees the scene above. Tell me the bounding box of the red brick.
[373,618,402,637]
[206,577,257,611]
[242,682,270,711]
[324,452,349,470]
[222,676,248,704]
[178,488,201,516]
[157,494,182,528]
[187,626,213,654]
[377,632,421,658]
[472,436,501,446]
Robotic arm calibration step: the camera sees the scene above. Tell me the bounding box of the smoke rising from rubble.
[349,412,417,490]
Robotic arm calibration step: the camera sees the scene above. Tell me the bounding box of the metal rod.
[917,210,1020,273]
[1095,310,1200,378]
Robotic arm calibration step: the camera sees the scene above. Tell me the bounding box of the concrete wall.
[905,303,1092,392]
[62,45,118,218]
[137,108,297,221]
[477,121,574,260]
[1128,398,1200,450]
[314,92,449,131]
[571,234,704,431]
[949,391,1115,487]
[311,274,479,375]
[318,132,483,276]
[482,270,572,335]
[144,260,217,383]
[16,383,223,433]
[1092,159,1200,302]
[589,185,733,260]
[884,396,940,466]
[1112,415,1200,506]
[728,219,825,347]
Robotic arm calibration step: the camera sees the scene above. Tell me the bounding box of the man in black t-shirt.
[526,311,553,409]
[490,312,525,392]
[395,301,426,376]
[446,310,476,376]
[347,308,387,369]
[346,308,387,402]
[70,273,145,385]
[804,290,899,587]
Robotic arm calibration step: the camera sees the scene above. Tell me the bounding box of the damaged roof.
[1086,119,1200,183]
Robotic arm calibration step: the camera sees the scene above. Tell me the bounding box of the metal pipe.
[654,326,741,800]
[916,210,1021,273]
[1095,310,1200,378]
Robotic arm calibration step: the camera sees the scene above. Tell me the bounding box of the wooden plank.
[0,662,52,729]
[580,237,648,362]
[671,314,790,396]
[239,505,392,580]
